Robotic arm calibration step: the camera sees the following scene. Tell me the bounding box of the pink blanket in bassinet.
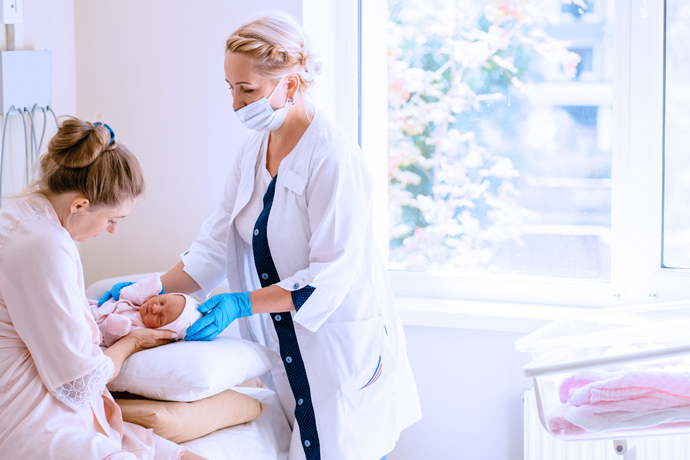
[549,366,690,434]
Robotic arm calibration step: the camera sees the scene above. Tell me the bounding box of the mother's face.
[69,198,136,243]
[224,52,286,112]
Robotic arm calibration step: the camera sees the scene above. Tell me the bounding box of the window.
[385,0,613,282]
[562,0,594,17]
[662,0,690,269]
[311,0,686,307]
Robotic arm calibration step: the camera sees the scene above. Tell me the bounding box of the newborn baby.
[90,273,202,347]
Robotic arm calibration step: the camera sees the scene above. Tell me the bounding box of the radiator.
[524,388,690,460]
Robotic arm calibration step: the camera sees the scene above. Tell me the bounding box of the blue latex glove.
[98,281,164,306]
[185,292,253,342]
[98,281,134,306]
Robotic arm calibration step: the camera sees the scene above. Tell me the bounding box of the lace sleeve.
[50,355,114,411]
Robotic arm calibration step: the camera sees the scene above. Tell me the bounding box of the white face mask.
[235,76,290,131]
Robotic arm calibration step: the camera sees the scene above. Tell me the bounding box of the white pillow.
[107,337,279,402]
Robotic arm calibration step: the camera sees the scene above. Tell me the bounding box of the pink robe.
[0,193,185,459]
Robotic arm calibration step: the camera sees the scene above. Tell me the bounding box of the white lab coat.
[181,109,421,460]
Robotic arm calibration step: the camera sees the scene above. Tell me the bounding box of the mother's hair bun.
[47,116,115,169]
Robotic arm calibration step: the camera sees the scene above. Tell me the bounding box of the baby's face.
[139,294,185,328]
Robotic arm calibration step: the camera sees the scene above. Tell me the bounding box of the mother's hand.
[127,328,177,352]
[104,328,176,382]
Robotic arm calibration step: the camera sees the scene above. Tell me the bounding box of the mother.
[0,117,204,459]
[102,11,422,460]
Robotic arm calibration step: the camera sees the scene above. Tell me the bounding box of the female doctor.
[101,11,421,460]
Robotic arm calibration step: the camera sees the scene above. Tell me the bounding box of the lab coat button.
[274,315,282,321]
[297,398,303,405]
[253,229,259,236]
[285,356,293,363]
[304,440,310,448]
[293,283,299,289]
[261,273,269,280]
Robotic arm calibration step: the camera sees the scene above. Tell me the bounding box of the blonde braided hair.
[226,11,321,92]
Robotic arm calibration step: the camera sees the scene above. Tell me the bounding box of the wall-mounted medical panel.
[0,50,51,114]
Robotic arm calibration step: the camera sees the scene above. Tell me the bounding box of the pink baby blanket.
[90,274,201,347]
[550,363,690,434]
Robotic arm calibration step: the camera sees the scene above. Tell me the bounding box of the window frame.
[304,0,686,309]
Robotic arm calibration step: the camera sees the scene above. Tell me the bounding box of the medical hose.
[35,106,48,161]
[0,106,17,207]
[17,109,29,187]
[46,106,58,127]
[0,105,57,207]
[25,107,39,182]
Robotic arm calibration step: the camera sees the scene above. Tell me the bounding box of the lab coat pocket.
[320,316,399,414]
[283,170,307,196]
[272,170,310,256]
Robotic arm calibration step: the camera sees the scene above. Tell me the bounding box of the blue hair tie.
[94,122,115,145]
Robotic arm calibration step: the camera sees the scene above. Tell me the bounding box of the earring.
[287,97,295,105]
[70,213,77,218]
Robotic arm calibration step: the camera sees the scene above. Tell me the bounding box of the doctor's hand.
[98,281,165,306]
[98,281,134,306]
[185,292,253,342]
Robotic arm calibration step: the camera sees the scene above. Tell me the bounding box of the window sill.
[394,295,588,334]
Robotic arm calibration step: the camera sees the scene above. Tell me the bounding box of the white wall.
[389,326,532,460]
[74,0,301,286]
[0,0,77,198]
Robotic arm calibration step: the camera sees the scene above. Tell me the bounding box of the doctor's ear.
[286,75,300,99]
